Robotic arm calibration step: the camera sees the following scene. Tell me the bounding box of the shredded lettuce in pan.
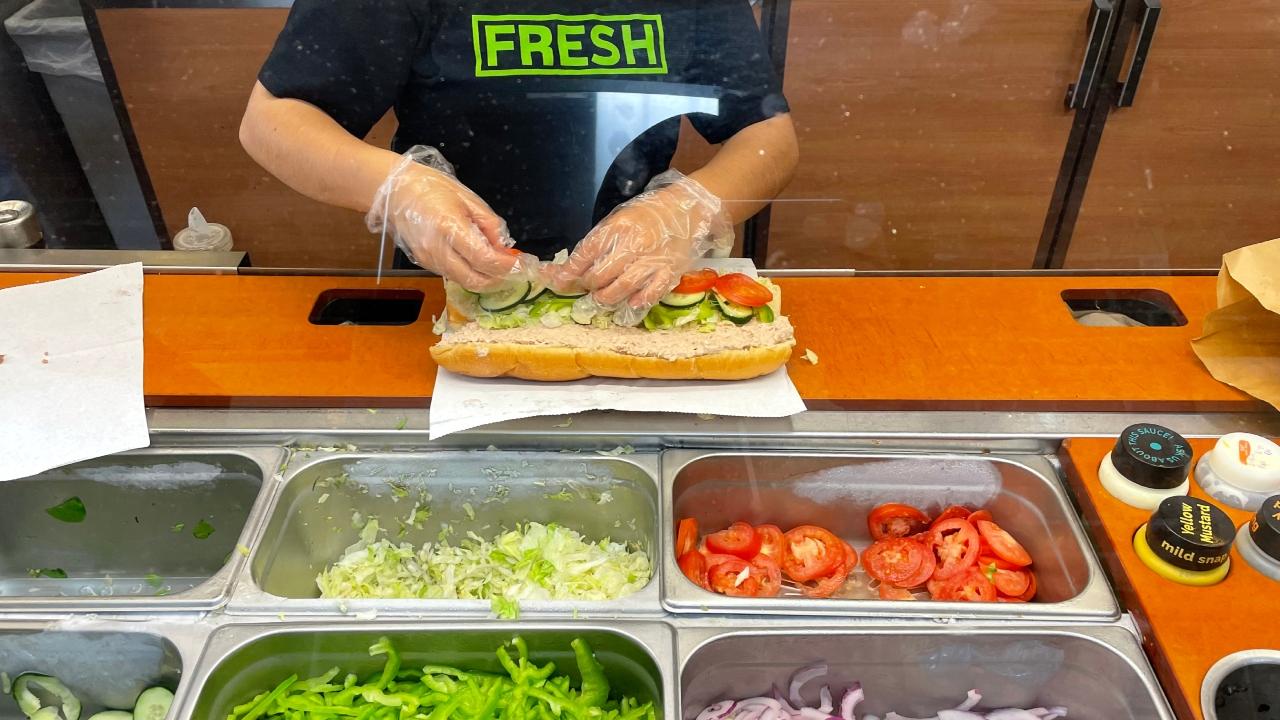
[316,520,650,616]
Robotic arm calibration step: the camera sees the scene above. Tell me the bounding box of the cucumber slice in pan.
[132,687,173,720]
[87,712,133,720]
[13,675,80,720]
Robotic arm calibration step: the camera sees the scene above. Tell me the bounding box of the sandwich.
[430,268,795,381]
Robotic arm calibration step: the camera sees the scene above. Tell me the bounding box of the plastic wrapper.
[3,0,104,82]
[548,170,734,326]
[366,145,537,292]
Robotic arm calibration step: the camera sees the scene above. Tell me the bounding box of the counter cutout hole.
[1214,662,1280,720]
[1061,288,1187,327]
[309,289,424,326]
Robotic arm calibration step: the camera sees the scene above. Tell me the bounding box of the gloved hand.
[367,145,527,291]
[547,170,734,326]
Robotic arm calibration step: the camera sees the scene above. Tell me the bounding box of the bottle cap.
[1206,434,1280,494]
[173,207,233,252]
[1144,495,1236,571]
[1111,424,1192,490]
[1249,495,1280,563]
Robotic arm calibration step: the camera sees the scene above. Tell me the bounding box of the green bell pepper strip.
[238,674,298,720]
[570,639,609,708]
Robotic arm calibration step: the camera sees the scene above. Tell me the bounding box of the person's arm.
[688,112,799,225]
[239,81,399,213]
[239,82,517,288]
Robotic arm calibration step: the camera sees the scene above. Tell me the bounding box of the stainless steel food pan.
[662,450,1117,620]
[0,622,190,720]
[179,622,674,720]
[0,447,283,612]
[676,624,1175,720]
[230,451,662,616]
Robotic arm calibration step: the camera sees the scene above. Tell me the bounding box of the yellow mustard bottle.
[1133,495,1236,586]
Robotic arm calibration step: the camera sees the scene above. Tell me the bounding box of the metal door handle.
[1064,0,1116,110]
[1117,0,1162,107]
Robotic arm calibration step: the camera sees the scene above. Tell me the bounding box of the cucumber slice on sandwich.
[713,293,755,325]
[13,674,80,720]
[478,281,531,312]
[659,291,706,308]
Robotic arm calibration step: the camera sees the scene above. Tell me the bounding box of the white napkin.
[0,264,150,480]
[427,258,805,439]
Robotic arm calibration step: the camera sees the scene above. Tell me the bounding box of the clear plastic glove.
[366,145,532,291]
[547,170,734,326]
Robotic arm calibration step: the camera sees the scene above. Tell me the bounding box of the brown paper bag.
[1191,237,1280,410]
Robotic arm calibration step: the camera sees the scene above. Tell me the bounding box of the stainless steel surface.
[0,447,284,612]
[1200,649,1280,720]
[662,450,1117,621]
[0,201,41,249]
[179,622,675,720]
[229,451,662,617]
[675,623,1176,720]
[0,249,246,273]
[0,619,206,720]
[142,408,1280,448]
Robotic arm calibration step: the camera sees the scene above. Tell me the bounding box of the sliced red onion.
[883,713,936,720]
[954,691,982,712]
[772,685,798,715]
[819,687,833,713]
[790,665,829,708]
[799,708,833,720]
[985,711,1043,720]
[937,712,985,720]
[839,683,864,720]
[737,698,784,720]
[697,701,737,720]
[1035,708,1068,720]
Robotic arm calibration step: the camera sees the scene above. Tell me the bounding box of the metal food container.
[0,448,283,612]
[662,450,1118,620]
[231,451,662,616]
[179,622,674,720]
[0,624,185,720]
[677,624,1175,720]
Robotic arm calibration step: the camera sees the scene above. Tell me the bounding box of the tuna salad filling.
[438,317,795,360]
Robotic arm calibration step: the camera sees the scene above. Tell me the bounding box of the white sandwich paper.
[427,258,805,439]
[0,263,150,480]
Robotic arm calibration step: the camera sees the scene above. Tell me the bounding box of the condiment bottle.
[1133,495,1236,586]
[1099,424,1192,510]
[1236,494,1280,582]
[1195,433,1280,511]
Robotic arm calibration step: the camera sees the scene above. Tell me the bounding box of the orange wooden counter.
[1061,438,1280,720]
[0,272,1260,409]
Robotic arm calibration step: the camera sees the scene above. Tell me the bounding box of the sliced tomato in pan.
[755,524,786,558]
[868,503,931,540]
[782,525,845,581]
[976,520,1033,567]
[929,518,981,580]
[677,551,709,590]
[863,537,927,585]
[705,521,762,560]
[676,517,699,558]
[931,505,972,527]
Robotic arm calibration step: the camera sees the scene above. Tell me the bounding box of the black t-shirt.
[259,0,788,258]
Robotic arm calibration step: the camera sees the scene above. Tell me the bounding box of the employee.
[240,0,798,313]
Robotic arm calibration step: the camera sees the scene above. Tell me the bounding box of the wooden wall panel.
[766,1,1085,270]
[96,8,394,269]
[1067,0,1280,269]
